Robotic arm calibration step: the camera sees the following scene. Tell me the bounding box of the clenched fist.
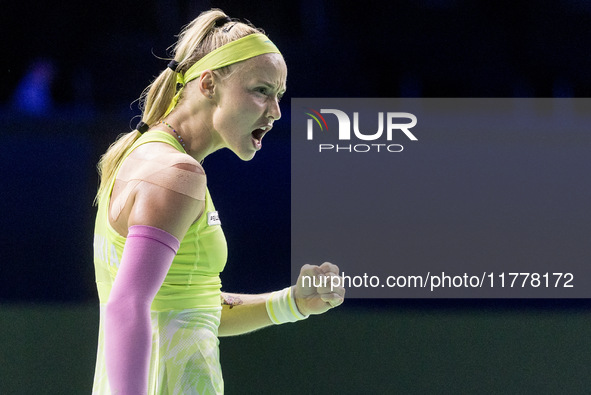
[293,262,345,316]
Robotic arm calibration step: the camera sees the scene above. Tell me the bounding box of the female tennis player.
[91,8,345,395]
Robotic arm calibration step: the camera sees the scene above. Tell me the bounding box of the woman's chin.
[232,147,257,161]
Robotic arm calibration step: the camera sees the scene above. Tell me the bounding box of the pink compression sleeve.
[105,225,180,395]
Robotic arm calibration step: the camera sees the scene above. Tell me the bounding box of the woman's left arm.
[218,262,345,337]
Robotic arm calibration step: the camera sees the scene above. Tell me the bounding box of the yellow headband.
[164,33,281,117]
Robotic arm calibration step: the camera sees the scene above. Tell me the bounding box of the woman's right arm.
[104,158,204,394]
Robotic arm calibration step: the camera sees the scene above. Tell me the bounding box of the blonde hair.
[95,9,262,204]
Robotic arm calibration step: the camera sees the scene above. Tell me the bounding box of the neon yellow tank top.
[93,130,227,310]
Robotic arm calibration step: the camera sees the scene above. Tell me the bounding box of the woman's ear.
[198,70,215,99]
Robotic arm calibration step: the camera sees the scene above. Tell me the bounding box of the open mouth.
[251,125,271,150]
[251,128,265,141]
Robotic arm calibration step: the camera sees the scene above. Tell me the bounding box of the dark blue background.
[2,2,591,393]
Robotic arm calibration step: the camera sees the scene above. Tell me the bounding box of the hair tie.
[215,16,232,27]
[136,121,150,134]
[167,59,180,72]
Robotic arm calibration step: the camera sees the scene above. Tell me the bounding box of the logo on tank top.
[93,233,120,268]
[207,211,221,226]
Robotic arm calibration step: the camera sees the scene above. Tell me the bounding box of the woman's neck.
[162,105,223,162]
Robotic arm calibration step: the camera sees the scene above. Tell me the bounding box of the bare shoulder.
[118,143,207,239]
[128,141,204,173]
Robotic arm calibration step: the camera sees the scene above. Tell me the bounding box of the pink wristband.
[105,225,179,394]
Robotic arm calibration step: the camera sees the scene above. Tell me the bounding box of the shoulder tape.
[110,153,206,221]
